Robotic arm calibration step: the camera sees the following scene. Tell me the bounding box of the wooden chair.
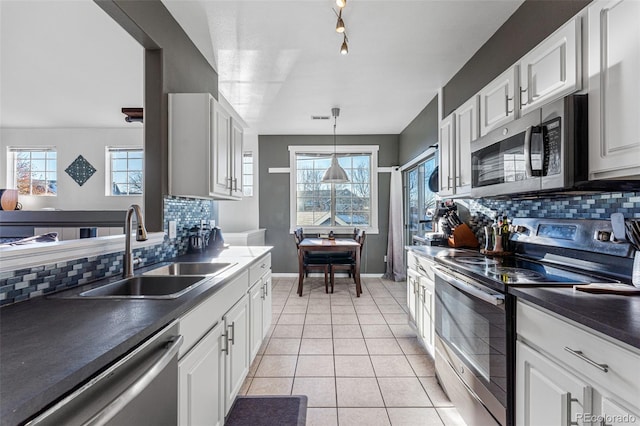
[294,228,330,295]
[329,229,365,293]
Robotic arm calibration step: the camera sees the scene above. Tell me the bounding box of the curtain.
[383,168,405,281]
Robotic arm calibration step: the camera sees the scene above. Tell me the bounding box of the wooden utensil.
[0,189,18,210]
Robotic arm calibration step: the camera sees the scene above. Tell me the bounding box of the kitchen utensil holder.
[447,223,480,248]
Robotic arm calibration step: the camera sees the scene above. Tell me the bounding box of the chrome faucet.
[123,204,148,278]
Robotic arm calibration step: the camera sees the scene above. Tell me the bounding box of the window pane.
[128,151,143,159]
[113,172,128,183]
[112,159,128,171]
[128,159,143,171]
[31,151,46,159]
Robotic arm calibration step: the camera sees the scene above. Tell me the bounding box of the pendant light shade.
[322,107,349,184]
[340,36,349,55]
[336,0,347,8]
[336,16,345,33]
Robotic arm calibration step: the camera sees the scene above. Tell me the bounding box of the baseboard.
[272,273,384,278]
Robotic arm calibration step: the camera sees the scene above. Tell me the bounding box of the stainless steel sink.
[144,262,236,277]
[78,276,207,299]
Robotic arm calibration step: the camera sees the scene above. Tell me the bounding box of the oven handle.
[523,125,533,178]
[431,266,504,306]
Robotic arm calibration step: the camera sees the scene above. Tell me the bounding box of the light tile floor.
[239,276,467,426]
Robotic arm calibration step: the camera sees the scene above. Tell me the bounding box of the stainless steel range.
[431,218,636,426]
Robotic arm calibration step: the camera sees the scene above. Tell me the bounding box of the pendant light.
[340,35,349,55]
[322,107,349,183]
[335,9,345,33]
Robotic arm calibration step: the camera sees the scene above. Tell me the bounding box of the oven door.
[471,108,542,197]
[433,266,507,425]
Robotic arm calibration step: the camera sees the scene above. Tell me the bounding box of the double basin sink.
[77,262,236,299]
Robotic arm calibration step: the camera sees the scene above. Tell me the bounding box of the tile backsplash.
[464,191,640,245]
[0,196,217,306]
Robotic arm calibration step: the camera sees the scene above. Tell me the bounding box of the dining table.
[297,238,362,297]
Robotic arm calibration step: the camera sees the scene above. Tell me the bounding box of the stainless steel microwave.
[471,94,587,198]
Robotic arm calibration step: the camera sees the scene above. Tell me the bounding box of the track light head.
[340,37,348,55]
[336,0,346,8]
[336,15,345,33]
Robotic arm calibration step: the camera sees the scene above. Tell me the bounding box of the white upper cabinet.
[453,95,478,196]
[479,66,518,137]
[438,113,455,196]
[588,0,640,179]
[169,93,244,199]
[519,17,582,114]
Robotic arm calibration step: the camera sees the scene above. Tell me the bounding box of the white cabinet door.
[178,321,225,426]
[438,113,455,196]
[230,120,244,198]
[212,100,232,196]
[479,66,518,137]
[516,341,592,426]
[248,281,264,361]
[224,294,249,414]
[599,396,640,426]
[407,269,419,324]
[262,272,273,339]
[519,17,581,114]
[418,277,434,356]
[453,96,478,196]
[588,0,640,179]
[169,93,213,198]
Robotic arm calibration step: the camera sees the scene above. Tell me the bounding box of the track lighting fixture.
[332,3,349,54]
[335,9,345,33]
[340,35,349,55]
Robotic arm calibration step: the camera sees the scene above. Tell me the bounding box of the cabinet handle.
[233,177,238,191]
[261,283,265,300]
[226,177,233,189]
[221,332,228,353]
[562,392,580,426]
[506,95,514,114]
[228,322,235,345]
[264,281,269,297]
[417,264,428,275]
[447,176,453,190]
[564,347,609,372]
[520,86,528,108]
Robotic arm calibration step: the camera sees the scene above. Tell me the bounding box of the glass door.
[404,156,437,245]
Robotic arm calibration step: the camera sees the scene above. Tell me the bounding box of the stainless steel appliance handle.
[431,266,504,306]
[83,334,184,426]
[523,125,533,177]
[564,347,609,372]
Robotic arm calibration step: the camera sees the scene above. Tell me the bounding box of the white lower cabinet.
[406,251,435,356]
[516,301,640,426]
[224,295,250,413]
[178,321,225,426]
[178,254,272,426]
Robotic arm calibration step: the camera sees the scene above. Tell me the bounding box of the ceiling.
[0,0,143,128]
[0,0,523,134]
[162,0,524,135]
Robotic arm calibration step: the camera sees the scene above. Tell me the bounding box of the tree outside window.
[108,148,143,195]
[10,149,57,196]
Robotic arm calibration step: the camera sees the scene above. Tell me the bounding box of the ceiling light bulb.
[340,38,348,55]
[336,0,347,8]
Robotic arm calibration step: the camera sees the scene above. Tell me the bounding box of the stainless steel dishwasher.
[26,321,183,426]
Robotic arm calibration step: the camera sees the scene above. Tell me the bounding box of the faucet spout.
[124,204,148,278]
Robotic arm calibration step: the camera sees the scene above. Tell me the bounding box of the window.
[242,152,254,197]
[289,145,379,233]
[106,148,143,196]
[7,148,57,196]
[404,154,437,244]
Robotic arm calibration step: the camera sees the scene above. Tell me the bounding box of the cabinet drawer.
[249,253,271,285]
[407,251,435,281]
[179,270,249,358]
[517,301,640,407]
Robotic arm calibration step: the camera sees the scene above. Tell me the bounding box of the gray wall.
[97,0,219,230]
[259,135,399,274]
[398,96,438,166]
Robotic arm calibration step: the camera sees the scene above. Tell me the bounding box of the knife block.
[448,223,480,248]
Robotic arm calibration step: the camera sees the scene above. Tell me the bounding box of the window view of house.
[8,148,57,196]
[107,148,143,196]
[295,152,371,228]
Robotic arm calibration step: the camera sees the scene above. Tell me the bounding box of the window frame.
[288,145,379,234]
[242,151,254,197]
[7,147,58,196]
[105,147,144,196]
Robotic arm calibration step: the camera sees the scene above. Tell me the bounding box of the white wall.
[1,127,143,211]
[218,131,260,231]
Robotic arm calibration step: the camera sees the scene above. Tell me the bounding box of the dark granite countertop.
[0,246,272,426]
[405,245,464,260]
[509,286,640,351]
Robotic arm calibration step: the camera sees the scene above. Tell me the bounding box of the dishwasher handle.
[83,334,183,426]
[431,265,504,306]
